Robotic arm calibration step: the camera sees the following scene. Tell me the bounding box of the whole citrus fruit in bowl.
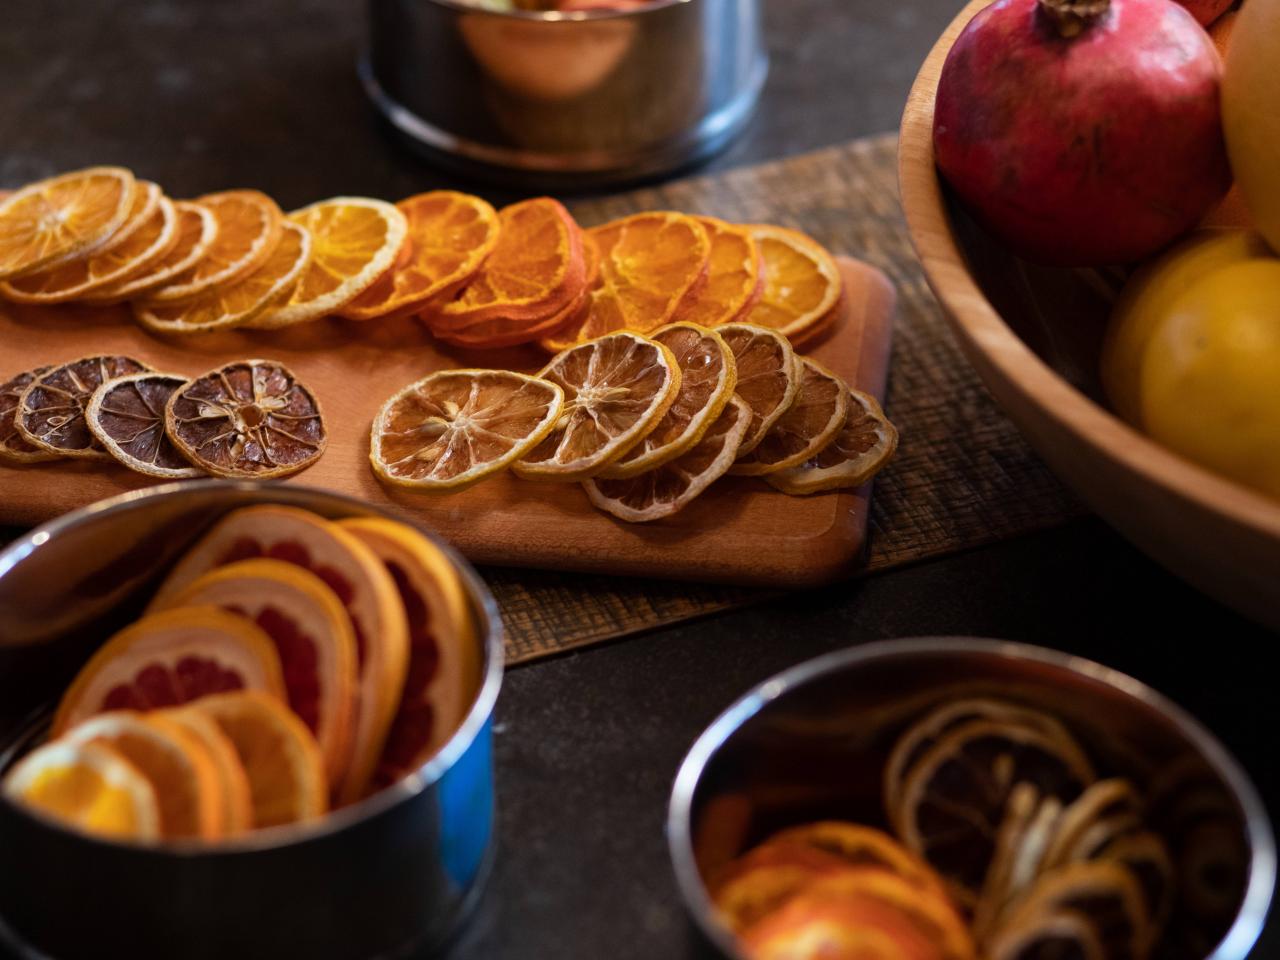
[1222,0,1280,254]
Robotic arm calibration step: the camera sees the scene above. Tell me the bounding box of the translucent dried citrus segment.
[0,366,60,464]
[15,355,152,460]
[514,331,681,481]
[144,190,283,303]
[730,357,848,476]
[340,191,500,322]
[743,224,842,340]
[52,605,287,737]
[134,221,311,334]
[162,707,253,836]
[716,323,799,456]
[86,372,202,479]
[371,369,564,491]
[766,389,897,495]
[83,201,218,304]
[2,740,160,842]
[164,359,326,479]
[0,166,137,280]
[598,322,737,478]
[190,691,327,829]
[674,216,764,327]
[248,197,407,329]
[585,396,749,522]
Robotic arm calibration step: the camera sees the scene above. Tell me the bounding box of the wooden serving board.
[0,257,893,587]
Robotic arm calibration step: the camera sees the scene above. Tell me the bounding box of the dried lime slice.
[86,372,202,479]
[16,355,152,459]
[1,366,60,463]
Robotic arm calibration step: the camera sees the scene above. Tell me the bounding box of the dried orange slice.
[713,842,862,933]
[155,558,358,791]
[767,822,951,900]
[597,322,737,478]
[63,711,224,840]
[766,389,898,494]
[338,518,479,789]
[730,357,848,476]
[149,505,410,805]
[99,180,162,245]
[82,201,218,304]
[189,691,327,829]
[2,740,160,842]
[164,359,326,479]
[674,216,764,327]
[0,166,137,280]
[85,372,202,479]
[986,909,1105,960]
[15,355,151,460]
[340,191,500,322]
[143,190,283,303]
[0,366,60,464]
[163,707,253,836]
[52,605,287,737]
[716,323,799,456]
[247,197,407,329]
[584,396,750,522]
[514,331,681,481]
[742,224,842,340]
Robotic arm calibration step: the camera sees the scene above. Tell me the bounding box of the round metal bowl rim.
[666,636,1276,960]
[413,0,690,21]
[0,479,505,857]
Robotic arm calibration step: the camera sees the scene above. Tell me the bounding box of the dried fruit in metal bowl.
[85,372,203,479]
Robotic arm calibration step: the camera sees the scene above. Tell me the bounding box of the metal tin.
[669,637,1276,960]
[360,0,768,187]
[0,481,504,960]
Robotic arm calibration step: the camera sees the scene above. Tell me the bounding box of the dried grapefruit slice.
[51,605,286,737]
[716,323,799,456]
[742,224,842,340]
[766,389,898,494]
[730,357,847,476]
[143,189,283,303]
[674,216,764,327]
[338,518,479,788]
[247,197,407,328]
[63,711,224,840]
[2,740,160,842]
[584,395,749,522]
[598,322,737,478]
[155,558,357,790]
[83,201,218,304]
[340,191,500,322]
[164,359,326,479]
[514,331,681,481]
[0,166,137,280]
[189,691,327,829]
[0,366,60,464]
[149,505,410,805]
[15,355,152,460]
[986,909,1105,960]
[370,369,563,492]
[86,372,202,479]
[163,707,253,836]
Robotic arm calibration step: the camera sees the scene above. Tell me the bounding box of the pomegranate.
[933,0,1231,267]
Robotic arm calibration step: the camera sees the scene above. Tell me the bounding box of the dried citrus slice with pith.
[156,558,358,791]
[514,331,681,481]
[85,372,202,479]
[742,224,842,340]
[15,355,151,460]
[247,197,407,329]
[2,740,160,842]
[0,366,59,464]
[766,389,898,494]
[598,322,737,478]
[143,190,283,303]
[674,216,763,327]
[162,707,253,836]
[986,908,1106,960]
[93,180,162,251]
[768,822,951,899]
[584,395,750,522]
[998,861,1150,960]
[340,191,500,322]
[338,517,479,788]
[83,201,218,304]
[0,166,137,280]
[716,323,799,456]
[52,605,287,737]
[371,369,564,492]
[730,357,847,476]
[189,691,327,829]
[164,359,326,479]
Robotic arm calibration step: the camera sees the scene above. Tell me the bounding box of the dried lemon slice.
[16,355,152,460]
[717,322,798,456]
[766,388,898,494]
[514,331,681,481]
[371,369,564,492]
[86,372,202,479]
[0,366,59,463]
[730,357,847,476]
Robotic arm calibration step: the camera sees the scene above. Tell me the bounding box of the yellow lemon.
[1222,0,1280,253]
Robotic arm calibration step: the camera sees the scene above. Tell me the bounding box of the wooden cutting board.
[0,256,893,587]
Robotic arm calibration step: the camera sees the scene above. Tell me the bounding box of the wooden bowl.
[898,0,1280,629]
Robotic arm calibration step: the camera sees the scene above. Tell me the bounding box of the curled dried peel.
[766,388,897,494]
[730,356,847,476]
[16,355,153,459]
[86,372,202,479]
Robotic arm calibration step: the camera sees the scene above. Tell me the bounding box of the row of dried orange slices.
[369,324,898,521]
[0,356,327,479]
[1,507,480,842]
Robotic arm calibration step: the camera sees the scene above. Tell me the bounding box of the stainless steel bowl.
[360,0,767,186]
[0,481,504,960]
[669,637,1275,960]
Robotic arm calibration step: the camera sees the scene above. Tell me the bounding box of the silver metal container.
[0,481,504,960]
[360,0,767,186]
[669,637,1275,960]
